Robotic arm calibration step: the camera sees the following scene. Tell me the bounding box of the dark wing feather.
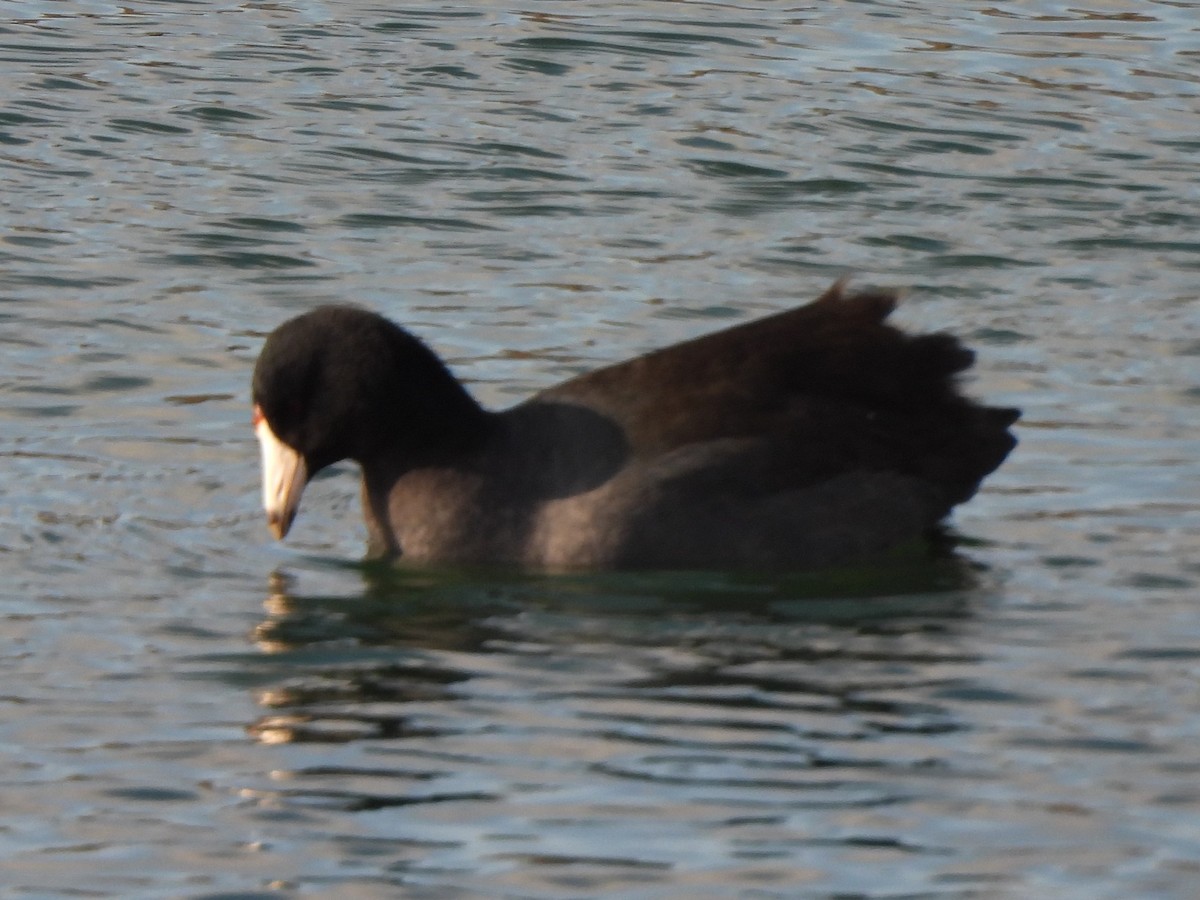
[538,280,1017,513]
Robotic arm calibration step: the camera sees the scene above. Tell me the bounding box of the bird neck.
[358,387,496,478]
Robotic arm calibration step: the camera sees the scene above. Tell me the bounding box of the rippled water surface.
[3,1,1200,897]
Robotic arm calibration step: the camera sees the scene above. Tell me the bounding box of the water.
[2,1,1199,896]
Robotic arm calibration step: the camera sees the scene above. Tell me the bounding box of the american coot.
[252,280,1018,570]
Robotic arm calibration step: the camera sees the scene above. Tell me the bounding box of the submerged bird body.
[252,282,1018,570]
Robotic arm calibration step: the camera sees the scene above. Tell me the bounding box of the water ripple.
[3,1,1200,896]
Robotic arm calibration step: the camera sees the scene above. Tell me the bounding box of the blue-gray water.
[3,2,1199,897]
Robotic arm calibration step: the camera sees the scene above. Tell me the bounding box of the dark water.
[3,2,1200,897]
